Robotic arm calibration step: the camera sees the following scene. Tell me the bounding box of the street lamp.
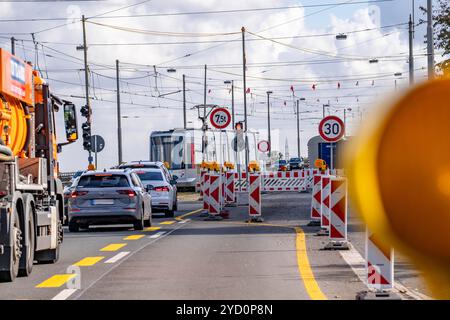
[224,80,235,126]
[266,91,273,157]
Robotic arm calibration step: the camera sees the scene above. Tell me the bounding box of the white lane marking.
[104,251,130,264]
[178,219,190,224]
[339,245,432,300]
[51,289,77,300]
[148,231,166,239]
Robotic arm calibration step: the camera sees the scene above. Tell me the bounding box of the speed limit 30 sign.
[319,116,345,142]
[210,107,231,129]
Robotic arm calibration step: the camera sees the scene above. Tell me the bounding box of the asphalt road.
[0,192,431,300]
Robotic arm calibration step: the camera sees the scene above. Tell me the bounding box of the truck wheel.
[35,219,62,264]
[0,208,22,282]
[19,198,35,277]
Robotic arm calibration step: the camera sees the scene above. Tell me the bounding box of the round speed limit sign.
[210,107,231,129]
[319,116,345,142]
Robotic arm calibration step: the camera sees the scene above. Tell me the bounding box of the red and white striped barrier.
[234,172,248,191]
[248,173,263,222]
[262,171,307,192]
[202,173,210,213]
[208,173,221,216]
[366,230,394,292]
[323,177,350,250]
[225,171,235,204]
[199,170,206,199]
[309,175,322,223]
[329,177,348,241]
[318,175,331,235]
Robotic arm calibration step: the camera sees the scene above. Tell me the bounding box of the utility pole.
[241,27,249,174]
[10,37,15,55]
[426,0,434,80]
[183,74,187,129]
[409,14,414,85]
[266,91,272,156]
[296,100,300,158]
[203,65,207,120]
[81,15,93,166]
[116,59,123,165]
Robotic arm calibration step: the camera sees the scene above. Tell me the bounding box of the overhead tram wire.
[0,0,393,23]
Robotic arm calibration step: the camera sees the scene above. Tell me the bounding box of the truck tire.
[35,203,62,264]
[19,195,35,277]
[0,208,22,282]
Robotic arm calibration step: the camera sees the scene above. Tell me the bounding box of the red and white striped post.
[323,177,350,250]
[307,175,322,226]
[225,171,236,206]
[202,173,210,215]
[205,173,223,221]
[248,172,263,222]
[198,170,206,200]
[356,229,398,299]
[317,175,331,236]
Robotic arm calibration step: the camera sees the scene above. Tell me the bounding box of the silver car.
[68,170,152,232]
[132,168,178,218]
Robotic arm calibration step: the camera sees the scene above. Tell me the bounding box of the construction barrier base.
[225,202,237,207]
[248,216,264,223]
[203,214,224,221]
[315,229,329,236]
[199,210,209,217]
[219,210,230,219]
[322,241,350,251]
[356,291,401,300]
[307,220,321,227]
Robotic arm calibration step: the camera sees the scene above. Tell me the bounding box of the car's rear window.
[78,175,130,188]
[290,158,301,162]
[134,171,163,181]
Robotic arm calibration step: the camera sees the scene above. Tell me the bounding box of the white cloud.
[0,1,427,170]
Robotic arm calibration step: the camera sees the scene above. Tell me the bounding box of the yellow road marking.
[123,235,145,240]
[36,274,76,288]
[73,256,105,267]
[212,219,327,300]
[159,221,175,225]
[295,227,327,300]
[100,243,127,252]
[175,208,203,221]
[144,226,161,232]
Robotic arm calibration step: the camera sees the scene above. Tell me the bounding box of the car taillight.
[155,186,170,192]
[71,191,89,198]
[117,190,136,197]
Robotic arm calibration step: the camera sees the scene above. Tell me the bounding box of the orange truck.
[0,49,78,282]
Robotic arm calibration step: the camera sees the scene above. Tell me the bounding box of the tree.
[420,1,450,75]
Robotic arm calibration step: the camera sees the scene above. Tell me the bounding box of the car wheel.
[134,215,144,231]
[68,220,79,232]
[165,210,175,218]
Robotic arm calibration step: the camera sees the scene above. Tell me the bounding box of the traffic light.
[80,105,91,151]
[235,121,244,131]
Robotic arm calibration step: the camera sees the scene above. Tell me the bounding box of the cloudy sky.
[0,0,439,171]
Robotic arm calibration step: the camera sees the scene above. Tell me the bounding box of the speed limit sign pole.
[319,116,345,170]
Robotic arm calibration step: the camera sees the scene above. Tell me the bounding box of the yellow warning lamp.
[209,161,219,172]
[345,78,450,299]
[87,163,96,171]
[248,161,260,172]
[201,161,208,170]
[314,159,325,169]
[223,161,235,170]
[163,161,170,169]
